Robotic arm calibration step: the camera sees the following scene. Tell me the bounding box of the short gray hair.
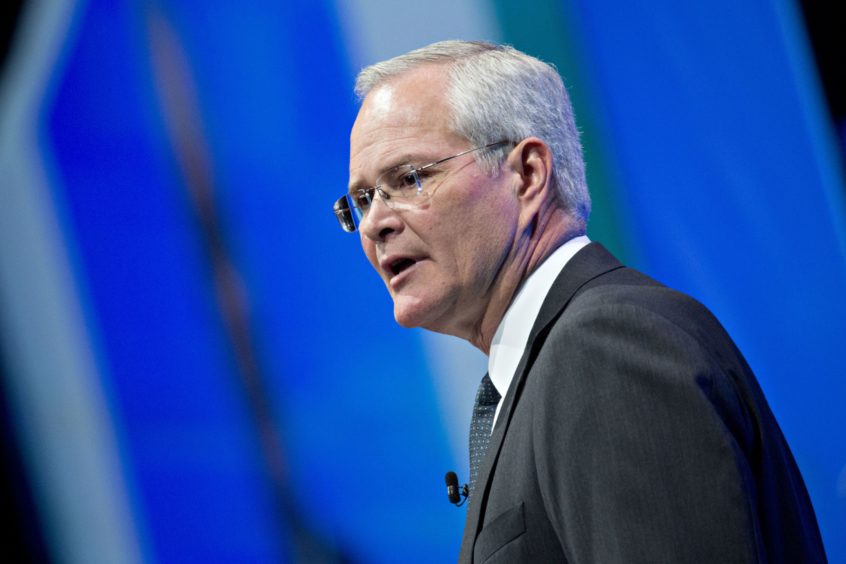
[355,40,590,224]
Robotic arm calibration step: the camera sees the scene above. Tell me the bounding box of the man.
[333,41,825,562]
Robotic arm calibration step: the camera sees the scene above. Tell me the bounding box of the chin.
[392,294,439,329]
[393,304,425,329]
[392,292,461,335]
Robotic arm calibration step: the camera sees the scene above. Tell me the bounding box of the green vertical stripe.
[489,0,633,264]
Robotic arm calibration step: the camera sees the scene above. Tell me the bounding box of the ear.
[506,137,555,228]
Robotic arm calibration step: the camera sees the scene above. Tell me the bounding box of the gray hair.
[355,40,591,224]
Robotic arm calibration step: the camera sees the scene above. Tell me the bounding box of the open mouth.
[390,258,416,276]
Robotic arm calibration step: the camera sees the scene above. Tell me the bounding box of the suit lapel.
[459,243,624,561]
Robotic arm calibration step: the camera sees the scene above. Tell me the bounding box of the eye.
[399,170,419,188]
[353,188,374,208]
[377,165,422,197]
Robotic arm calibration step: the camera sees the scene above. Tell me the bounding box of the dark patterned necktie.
[469,373,501,498]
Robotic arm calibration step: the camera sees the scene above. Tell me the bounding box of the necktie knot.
[475,373,501,406]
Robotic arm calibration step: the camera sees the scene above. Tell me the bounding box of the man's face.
[348,65,519,336]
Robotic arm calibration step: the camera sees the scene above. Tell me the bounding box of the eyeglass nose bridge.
[358,186,397,229]
[371,185,395,206]
[343,187,401,238]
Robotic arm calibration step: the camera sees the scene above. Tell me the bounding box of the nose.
[359,193,403,242]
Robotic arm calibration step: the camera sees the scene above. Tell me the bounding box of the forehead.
[349,65,467,186]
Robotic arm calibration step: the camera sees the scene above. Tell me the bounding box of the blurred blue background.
[1,0,844,562]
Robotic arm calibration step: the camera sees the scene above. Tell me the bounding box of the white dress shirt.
[488,235,590,426]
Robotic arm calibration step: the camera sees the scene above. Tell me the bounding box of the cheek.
[430,214,489,283]
[452,200,516,281]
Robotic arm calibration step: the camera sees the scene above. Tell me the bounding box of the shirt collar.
[488,236,591,403]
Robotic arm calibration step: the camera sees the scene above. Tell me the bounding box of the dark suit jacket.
[458,243,825,563]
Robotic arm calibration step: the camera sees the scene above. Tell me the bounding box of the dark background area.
[2,4,51,562]
[799,0,846,158]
